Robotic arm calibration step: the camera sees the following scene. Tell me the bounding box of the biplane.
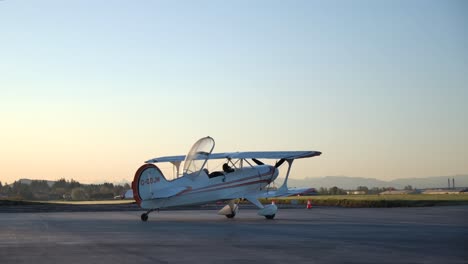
[132,136,321,221]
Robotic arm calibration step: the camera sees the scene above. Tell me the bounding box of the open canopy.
[182,136,215,174]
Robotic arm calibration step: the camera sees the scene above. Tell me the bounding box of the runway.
[0,206,467,264]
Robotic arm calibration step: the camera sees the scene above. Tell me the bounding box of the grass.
[261,194,468,207]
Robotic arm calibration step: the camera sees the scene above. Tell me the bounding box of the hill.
[282,174,468,190]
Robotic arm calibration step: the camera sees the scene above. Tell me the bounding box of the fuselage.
[138,164,278,209]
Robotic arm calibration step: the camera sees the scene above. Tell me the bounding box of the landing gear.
[225,212,236,219]
[140,209,157,222]
[141,213,148,222]
[256,203,278,219]
[265,214,275,220]
[218,200,239,219]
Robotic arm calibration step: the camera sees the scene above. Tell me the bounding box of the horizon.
[1,1,467,184]
[6,173,468,186]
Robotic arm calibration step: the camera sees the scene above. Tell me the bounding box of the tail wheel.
[141,213,148,222]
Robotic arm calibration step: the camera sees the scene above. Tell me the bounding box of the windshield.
[183,136,215,175]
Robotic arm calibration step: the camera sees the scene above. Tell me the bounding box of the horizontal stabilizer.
[260,187,317,198]
[123,189,133,199]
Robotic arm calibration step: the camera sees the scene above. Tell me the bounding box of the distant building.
[422,188,468,195]
[380,190,419,195]
[346,190,366,195]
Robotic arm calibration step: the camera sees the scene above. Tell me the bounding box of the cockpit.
[150,136,276,180]
[222,163,234,173]
[183,137,215,176]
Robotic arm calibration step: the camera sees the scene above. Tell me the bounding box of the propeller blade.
[275,158,286,168]
[252,158,264,165]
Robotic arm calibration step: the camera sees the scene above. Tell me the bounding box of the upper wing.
[145,155,185,164]
[223,151,321,160]
[145,151,321,164]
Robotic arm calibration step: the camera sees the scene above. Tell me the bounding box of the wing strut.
[170,161,181,179]
[277,159,294,195]
[245,196,264,209]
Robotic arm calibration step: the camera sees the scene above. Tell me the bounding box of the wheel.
[225,212,236,218]
[265,214,275,220]
[141,213,148,222]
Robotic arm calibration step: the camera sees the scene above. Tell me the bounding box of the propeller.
[275,158,286,168]
[252,158,286,195]
[252,158,285,168]
[251,158,264,165]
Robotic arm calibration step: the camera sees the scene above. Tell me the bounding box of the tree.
[30,180,51,200]
[356,186,369,194]
[53,187,67,197]
[71,187,88,200]
[2,183,12,196]
[11,181,34,200]
[329,186,346,195]
[69,179,81,189]
[52,178,68,190]
[404,185,413,190]
[318,187,329,195]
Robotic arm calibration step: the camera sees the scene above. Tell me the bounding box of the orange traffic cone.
[306,199,312,209]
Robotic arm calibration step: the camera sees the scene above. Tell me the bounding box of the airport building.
[422,188,468,195]
[379,190,420,195]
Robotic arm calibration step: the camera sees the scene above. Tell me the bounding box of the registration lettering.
[140,177,160,186]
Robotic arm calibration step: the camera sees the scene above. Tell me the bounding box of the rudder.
[132,164,168,206]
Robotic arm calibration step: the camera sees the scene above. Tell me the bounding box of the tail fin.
[276,183,289,196]
[132,164,169,205]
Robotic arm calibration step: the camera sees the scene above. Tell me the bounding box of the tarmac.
[0,205,467,264]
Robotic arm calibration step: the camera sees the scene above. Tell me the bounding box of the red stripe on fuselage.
[187,166,275,193]
[181,166,275,195]
[181,179,271,196]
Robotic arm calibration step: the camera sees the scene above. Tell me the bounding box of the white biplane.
[132,136,321,221]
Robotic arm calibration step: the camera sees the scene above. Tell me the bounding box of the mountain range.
[283,174,468,190]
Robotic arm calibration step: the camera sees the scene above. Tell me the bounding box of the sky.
[1,0,467,184]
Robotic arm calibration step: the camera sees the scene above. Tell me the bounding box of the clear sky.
[1,0,467,184]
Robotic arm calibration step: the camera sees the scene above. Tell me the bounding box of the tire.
[225,213,236,218]
[141,213,148,222]
[265,214,275,220]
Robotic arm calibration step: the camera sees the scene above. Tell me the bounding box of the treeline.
[0,179,130,201]
[317,186,413,195]
[317,186,348,195]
